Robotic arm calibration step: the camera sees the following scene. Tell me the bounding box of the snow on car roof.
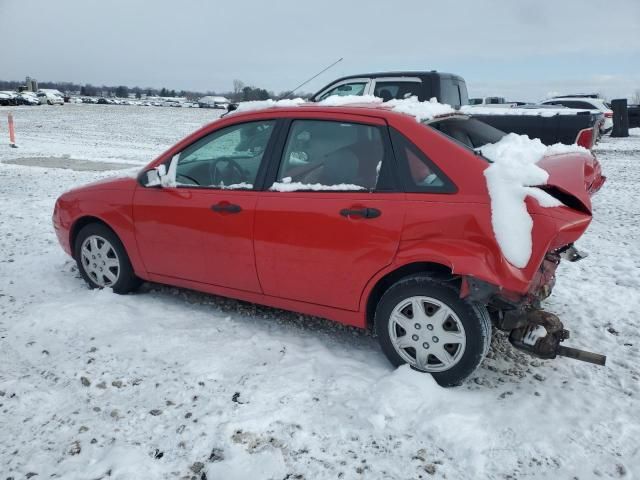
[231,95,457,122]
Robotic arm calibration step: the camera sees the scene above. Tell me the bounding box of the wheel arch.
[365,261,457,330]
[70,216,118,259]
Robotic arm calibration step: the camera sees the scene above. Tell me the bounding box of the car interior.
[174,122,275,187]
[429,117,506,150]
[277,120,384,189]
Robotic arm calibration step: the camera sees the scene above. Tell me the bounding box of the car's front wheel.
[375,276,491,387]
[74,223,141,294]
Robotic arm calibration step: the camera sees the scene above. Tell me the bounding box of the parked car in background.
[540,95,613,133]
[314,71,603,149]
[37,90,64,105]
[52,102,605,386]
[468,97,519,106]
[0,91,18,105]
[311,71,468,107]
[198,96,231,109]
[463,105,603,149]
[17,91,40,105]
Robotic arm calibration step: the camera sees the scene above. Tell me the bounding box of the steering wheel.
[210,158,247,186]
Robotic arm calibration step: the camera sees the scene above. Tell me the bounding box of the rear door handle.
[211,202,242,214]
[339,207,381,219]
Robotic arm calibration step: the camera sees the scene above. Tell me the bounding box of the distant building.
[25,76,38,92]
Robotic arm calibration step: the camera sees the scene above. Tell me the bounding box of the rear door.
[254,114,405,311]
[133,119,278,292]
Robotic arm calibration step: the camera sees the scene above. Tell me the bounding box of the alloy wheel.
[388,296,467,372]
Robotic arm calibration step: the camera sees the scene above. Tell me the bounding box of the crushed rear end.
[464,151,607,365]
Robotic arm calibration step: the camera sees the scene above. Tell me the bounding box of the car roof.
[543,97,602,103]
[328,70,463,81]
[226,102,463,123]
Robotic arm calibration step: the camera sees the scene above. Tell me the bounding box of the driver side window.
[175,120,275,189]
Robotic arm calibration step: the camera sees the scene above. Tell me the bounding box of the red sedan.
[52,103,605,386]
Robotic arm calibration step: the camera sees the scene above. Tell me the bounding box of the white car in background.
[540,96,613,133]
[198,95,230,109]
[37,90,64,105]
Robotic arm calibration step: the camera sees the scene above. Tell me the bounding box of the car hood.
[68,176,138,194]
[537,152,604,214]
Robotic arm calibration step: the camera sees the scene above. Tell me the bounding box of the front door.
[134,119,277,292]
[254,117,405,311]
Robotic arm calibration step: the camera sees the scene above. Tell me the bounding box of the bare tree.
[233,79,245,97]
[632,89,640,105]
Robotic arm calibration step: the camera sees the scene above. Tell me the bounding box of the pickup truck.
[461,105,603,149]
[311,71,602,148]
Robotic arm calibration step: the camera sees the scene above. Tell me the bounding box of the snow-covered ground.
[1,105,639,479]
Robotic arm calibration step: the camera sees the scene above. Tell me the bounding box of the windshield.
[425,117,506,158]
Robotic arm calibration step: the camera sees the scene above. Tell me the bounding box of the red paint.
[52,105,604,329]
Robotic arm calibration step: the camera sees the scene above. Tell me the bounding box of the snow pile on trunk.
[386,96,456,122]
[479,133,587,268]
[233,97,306,114]
[318,95,382,106]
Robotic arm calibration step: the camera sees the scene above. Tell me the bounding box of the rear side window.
[373,81,422,101]
[390,128,456,193]
[439,79,462,108]
[317,82,367,101]
[428,117,506,150]
[273,120,391,191]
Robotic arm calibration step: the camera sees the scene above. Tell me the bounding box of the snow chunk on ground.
[387,96,456,122]
[232,98,306,114]
[318,94,382,106]
[479,133,587,268]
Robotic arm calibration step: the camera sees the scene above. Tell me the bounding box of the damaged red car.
[52,104,606,386]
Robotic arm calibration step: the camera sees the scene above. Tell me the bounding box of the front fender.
[60,189,148,279]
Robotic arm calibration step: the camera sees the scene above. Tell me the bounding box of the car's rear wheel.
[375,276,491,387]
[74,223,141,294]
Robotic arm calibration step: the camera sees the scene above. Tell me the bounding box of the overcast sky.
[2,0,639,101]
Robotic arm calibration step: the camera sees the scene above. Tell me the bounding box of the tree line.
[0,79,312,101]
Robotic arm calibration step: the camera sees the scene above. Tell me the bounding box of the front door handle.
[211,202,242,214]
[339,207,381,219]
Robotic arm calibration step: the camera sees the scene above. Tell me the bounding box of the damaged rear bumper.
[460,243,606,366]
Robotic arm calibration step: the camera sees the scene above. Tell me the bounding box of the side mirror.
[227,103,238,112]
[144,159,177,188]
[145,166,163,187]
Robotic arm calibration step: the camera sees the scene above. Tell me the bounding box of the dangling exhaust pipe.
[505,309,606,366]
[556,346,606,366]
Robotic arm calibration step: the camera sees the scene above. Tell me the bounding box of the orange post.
[8,112,17,148]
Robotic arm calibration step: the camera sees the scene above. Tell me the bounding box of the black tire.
[74,223,141,294]
[375,276,491,387]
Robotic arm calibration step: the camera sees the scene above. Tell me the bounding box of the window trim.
[312,78,371,102]
[389,127,457,194]
[263,118,400,193]
[157,119,283,191]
